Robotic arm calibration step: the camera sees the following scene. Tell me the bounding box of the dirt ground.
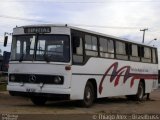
[0,89,160,120]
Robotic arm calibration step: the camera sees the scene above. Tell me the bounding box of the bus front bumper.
[7,84,71,99]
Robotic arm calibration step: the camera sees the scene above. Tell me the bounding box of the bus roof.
[14,24,156,48]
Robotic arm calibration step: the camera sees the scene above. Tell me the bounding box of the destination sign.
[24,27,51,33]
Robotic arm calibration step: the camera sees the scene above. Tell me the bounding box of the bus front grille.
[9,74,64,85]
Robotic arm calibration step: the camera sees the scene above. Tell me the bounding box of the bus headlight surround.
[53,76,63,84]
[10,75,15,82]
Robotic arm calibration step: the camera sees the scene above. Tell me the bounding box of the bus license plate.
[26,88,36,92]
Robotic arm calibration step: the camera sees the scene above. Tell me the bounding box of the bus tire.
[31,97,47,106]
[81,81,95,107]
[126,95,135,100]
[135,81,144,101]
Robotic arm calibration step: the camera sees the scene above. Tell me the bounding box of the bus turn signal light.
[65,65,71,71]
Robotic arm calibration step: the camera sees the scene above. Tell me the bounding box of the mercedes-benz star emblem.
[29,75,36,83]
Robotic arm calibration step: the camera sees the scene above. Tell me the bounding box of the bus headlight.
[10,75,15,82]
[53,76,63,84]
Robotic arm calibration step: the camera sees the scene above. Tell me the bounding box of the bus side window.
[72,36,84,63]
[141,46,151,63]
[85,35,98,56]
[130,44,140,61]
[99,38,114,58]
[108,39,114,56]
[152,48,157,63]
[115,41,128,60]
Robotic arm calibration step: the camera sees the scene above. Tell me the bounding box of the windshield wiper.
[19,54,24,62]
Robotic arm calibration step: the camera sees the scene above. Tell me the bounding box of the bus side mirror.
[4,36,8,47]
[72,36,80,47]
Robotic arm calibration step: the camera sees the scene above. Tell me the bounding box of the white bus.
[6,24,158,107]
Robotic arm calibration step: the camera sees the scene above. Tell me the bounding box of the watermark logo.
[92,114,160,120]
[2,114,18,120]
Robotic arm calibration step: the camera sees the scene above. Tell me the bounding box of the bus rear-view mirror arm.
[4,36,8,47]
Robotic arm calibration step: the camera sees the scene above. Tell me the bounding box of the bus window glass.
[116,41,128,60]
[144,47,151,58]
[99,38,114,58]
[36,40,46,60]
[11,37,17,60]
[73,37,83,63]
[76,38,83,55]
[152,49,156,63]
[11,35,70,62]
[130,44,140,61]
[85,35,98,56]
[132,44,138,56]
[92,36,97,51]
[108,40,114,53]
[116,41,126,55]
[16,41,20,54]
[11,35,35,61]
[30,36,36,54]
[23,41,26,54]
[37,35,70,62]
[99,38,107,52]
[85,35,92,50]
[141,47,151,63]
[47,43,63,56]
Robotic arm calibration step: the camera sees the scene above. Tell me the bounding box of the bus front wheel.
[81,81,95,107]
[31,97,47,106]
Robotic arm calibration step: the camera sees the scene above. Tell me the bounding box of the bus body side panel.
[70,75,87,100]
[70,58,158,100]
[70,74,100,100]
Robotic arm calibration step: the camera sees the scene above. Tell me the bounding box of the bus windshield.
[11,35,70,62]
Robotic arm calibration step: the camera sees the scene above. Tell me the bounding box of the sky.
[0,0,160,64]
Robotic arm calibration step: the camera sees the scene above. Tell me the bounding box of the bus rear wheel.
[31,97,47,106]
[135,81,144,101]
[81,81,95,107]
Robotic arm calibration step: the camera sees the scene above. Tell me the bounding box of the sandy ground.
[0,89,160,120]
